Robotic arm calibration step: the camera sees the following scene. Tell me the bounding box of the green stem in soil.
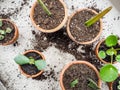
[85,6,112,27]
[37,0,52,16]
[111,55,113,64]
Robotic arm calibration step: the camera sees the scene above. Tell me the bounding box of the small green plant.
[87,78,100,90]
[37,0,51,16]
[14,54,46,70]
[98,35,120,82]
[70,79,78,88]
[0,19,12,40]
[85,6,112,27]
[117,81,120,90]
[70,78,100,89]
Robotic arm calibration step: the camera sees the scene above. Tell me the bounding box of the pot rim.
[30,0,68,33]
[67,8,103,44]
[19,50,45,78]
[60,61,102,90]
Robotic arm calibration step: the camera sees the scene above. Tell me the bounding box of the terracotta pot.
[67,8,103,44]
[95,39,117,64]
[60,61,102,90]
[30,0,68,33]
[0,19,19,46]
[19,50,45,78]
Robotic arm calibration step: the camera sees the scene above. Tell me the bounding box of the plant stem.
[85,6,112,27]
[111,55,113,64]
[37,0,52,16]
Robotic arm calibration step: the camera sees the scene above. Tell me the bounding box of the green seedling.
[70,79,78,88]
[85,6,112,27]
[0,20,13,40]
[98,35,119,82]
[37,0,51,16]
[87,78,100,90]
[14,54,46,70]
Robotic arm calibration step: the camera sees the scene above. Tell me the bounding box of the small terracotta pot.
[60,61,102,90]
[95,39,117,64]
[0,19,19,46]
[30,0,68,33]
[67,8,103,44]
[19,50,45,78]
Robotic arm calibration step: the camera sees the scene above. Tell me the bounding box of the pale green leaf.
[14,54,30,65]
[35,60,46,70]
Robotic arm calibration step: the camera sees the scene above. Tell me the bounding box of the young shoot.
[14,54,46,70]
[0,20,13,40]
[37,0,51,16]
[99,35,119,82]
[87,78,100,90]
[70,79,78,88]
[85,6,112,27]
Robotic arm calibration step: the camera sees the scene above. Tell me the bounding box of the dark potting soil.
[99,41,120,63]
[21,52,42,75]
[33,27,102,70]
[69,9,100,43]
[0,20,15,44]
[33,0,65,30]
[63,64,98,90]
[112,76,120,90]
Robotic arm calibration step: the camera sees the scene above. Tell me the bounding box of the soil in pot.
[0,20,15,44]
[21,52,42,75]
[63,64,98,90]
[98,41,120,63]
[33,0,65,30]
[69,9,100,43]
[112,76,120,90]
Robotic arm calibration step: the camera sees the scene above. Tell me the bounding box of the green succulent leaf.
[0,35,4,40]
[116,55,120,62]
[87,78,100,90]
[14,54,30,65]
[70,79,78,88]
[106,48,117,56]
[0,30,6,35]
[37,0,51,16]
[98,50,106,59]
[85,6,112,27]
[35,60,46,70]
[0,19,2,27]
[6,27,12,33]
[105,35,118,47]
[100,64,118,82]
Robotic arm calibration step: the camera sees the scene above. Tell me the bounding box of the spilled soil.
[32,27,102,71]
